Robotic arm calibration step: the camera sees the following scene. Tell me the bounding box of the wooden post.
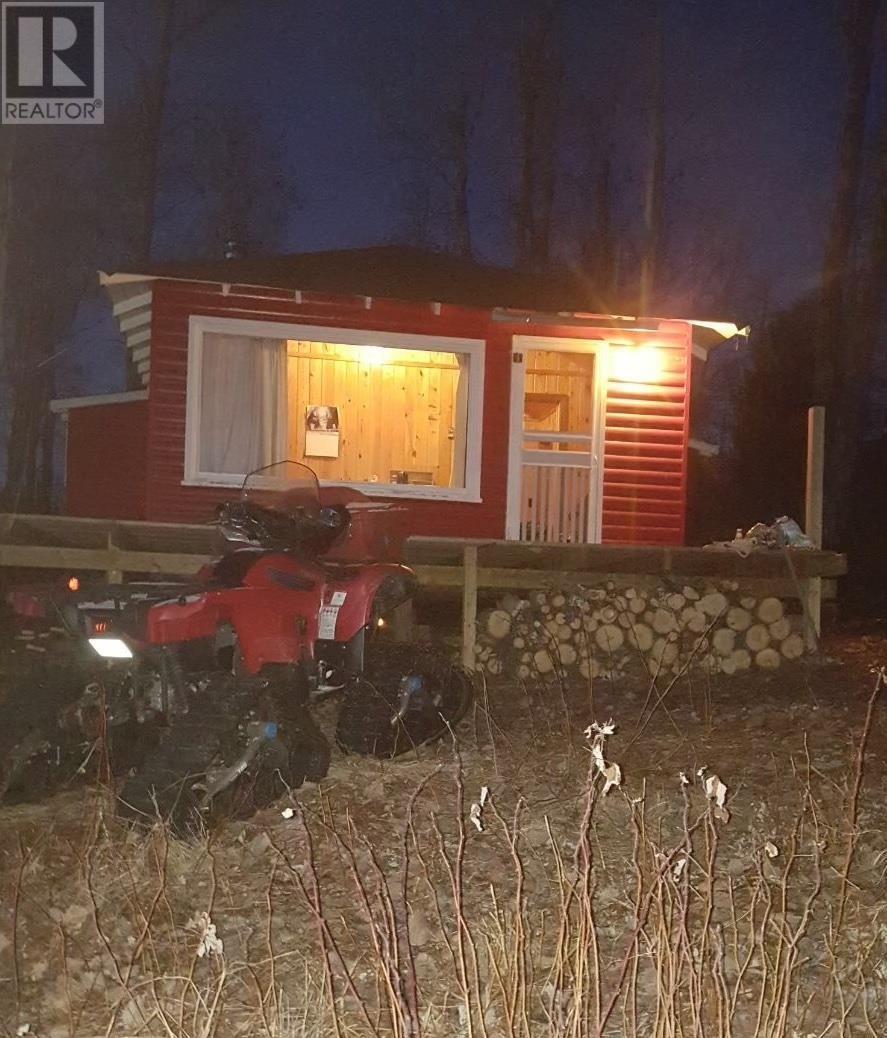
[461,545,478,669]
[106,529,123,585]
[389,599,414,642]
[805,406,825,548]
[804,406,826,647]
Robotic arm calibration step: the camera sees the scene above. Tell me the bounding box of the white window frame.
[184,315,485,502]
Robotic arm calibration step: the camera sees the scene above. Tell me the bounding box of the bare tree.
[514,1,563,269]
[813,0,881,541]
[639,1,665,316]
[577,156,617,299]
[393,85,480,257]
[107,0,243,266]
[0,1,247,508]
[814,0,880,404]
[824,101,887,539]
[1,132,99,510]
[132,0,175,265]
[0,129,17,331]
[445,91,474,257]
[860,116,887,352]
[173,108,299,258]
[366,16,489,258]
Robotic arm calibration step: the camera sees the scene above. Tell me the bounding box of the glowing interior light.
[360,345,389,366]
[67,576,80,591]
[610,345,664,384]
[376,617,387,628]
[88,637,133,659]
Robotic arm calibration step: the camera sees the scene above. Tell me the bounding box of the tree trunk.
[814,0,879,402]
[639,4,665,316]
[580,156,615,301]
[0,129,16,339]
[36,392,55,512]
[531,86,559,268]
[596,157,614,296]
[449,92,472,258]
[133,0,176,265]
[814,0,880,542]
[829,104,887,541]
[2,370,48,512]
[516,50,537,266]
[515,3,562,269]
[860,115,887,353]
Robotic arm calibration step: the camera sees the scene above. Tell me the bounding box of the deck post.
[390,599,414,642]
[461,545,478,669]
[106,528,123,585]
[804,406,825,648]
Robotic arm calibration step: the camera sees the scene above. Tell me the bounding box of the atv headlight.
[88,637,133,659]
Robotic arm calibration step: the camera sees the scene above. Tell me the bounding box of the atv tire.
[252,663,331,784]
[335,644,473,758]
[209,705,330,824]
[287,708,332,783]
[0,654,101,804]
[118,679,331,836]
[117,706,226,835]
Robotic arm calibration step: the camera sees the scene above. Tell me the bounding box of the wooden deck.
[404,536,846,583]
[0,513,215,581]
[0,514,846,666]
[404,537,845,664]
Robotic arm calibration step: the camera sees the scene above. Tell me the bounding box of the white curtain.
[450,354,470,488]
[199,333,288,475]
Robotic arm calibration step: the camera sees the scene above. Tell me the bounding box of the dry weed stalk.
[2,672,885,1037]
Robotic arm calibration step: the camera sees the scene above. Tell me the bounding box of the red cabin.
[52,247,741,546]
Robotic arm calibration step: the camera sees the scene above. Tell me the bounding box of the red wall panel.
[129,280,691,546]
[66,401,148,519]
[601,335,691,545]
[144,281,511,538]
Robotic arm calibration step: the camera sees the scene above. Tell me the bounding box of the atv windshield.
[240,461,322,520]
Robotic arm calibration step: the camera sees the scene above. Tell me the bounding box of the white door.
[505,337,606,543]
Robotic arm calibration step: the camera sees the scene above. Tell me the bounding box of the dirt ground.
[0,628,885,1037]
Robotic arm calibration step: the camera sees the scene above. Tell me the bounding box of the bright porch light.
[88,637,133,659]
[610,345,664,384]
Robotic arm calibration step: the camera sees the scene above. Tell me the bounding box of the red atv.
[1,462,471,830]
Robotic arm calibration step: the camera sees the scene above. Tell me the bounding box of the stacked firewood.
[473,581,807,680]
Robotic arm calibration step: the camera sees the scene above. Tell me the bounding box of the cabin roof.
[112,245,616,315]
[100,246,748,389]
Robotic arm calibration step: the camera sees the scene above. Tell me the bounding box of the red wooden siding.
[494,320,692,546]
[602,334,691,545]
[66,401,149,519]
[64,280,693,546]
[145,280,511,537]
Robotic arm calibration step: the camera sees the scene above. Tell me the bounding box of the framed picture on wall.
[305,405,340,458]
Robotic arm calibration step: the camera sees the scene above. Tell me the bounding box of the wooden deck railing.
[0,515,846,667]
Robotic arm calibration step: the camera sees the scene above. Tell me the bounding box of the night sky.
[139,0,851,297]
[67,0,870,401]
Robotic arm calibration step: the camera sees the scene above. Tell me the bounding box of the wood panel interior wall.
[285,340,461,487]
[519,349,596,542]
[523,349,595,442]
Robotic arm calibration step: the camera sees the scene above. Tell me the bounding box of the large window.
[185,317,484,500]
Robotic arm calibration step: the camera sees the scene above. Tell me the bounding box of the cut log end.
[745,624,771,653]
[780,633,804,660]
[486,609,512,640]
[755,647,781,670]
[757,597,785,625]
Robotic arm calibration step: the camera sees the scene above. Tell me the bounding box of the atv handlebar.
[217,499,349,554]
